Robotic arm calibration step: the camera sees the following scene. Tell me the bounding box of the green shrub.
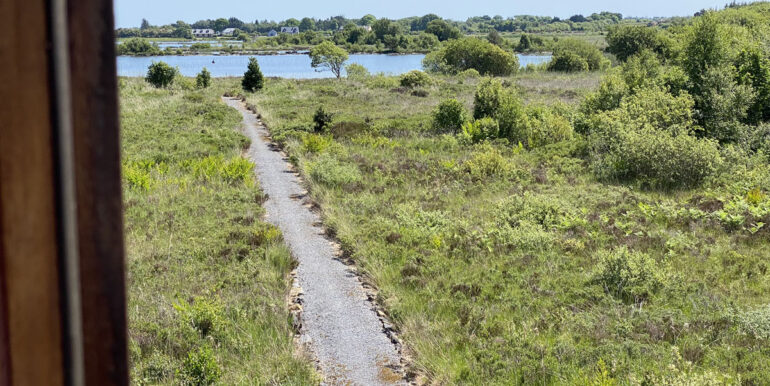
[736,304,770,340]
[177,346,221,385]
[548,38,609,72]
[473,78,504,119]
[459,117,500,144]
[145,61,176,88]
[313,106,334,133]
[606,25,669,62]
[494,91,526,141]
[423,37,519,76]
[547,51,589,73]
[591,125,722,189]
[301,133,335,154]
[242,57,264,92]
[495,192,573,230]
[345,63,370,80]
[307,155,361,187]
[457,68,481,78]
[173,297,224,337]
[196,67,211,89]
[432,99,468,133]
[579,73,628,117]
[621,50,662,92]
[520,105,574,148]
[117,38,160,56]
[462,145,509,179]
[593,247,667,303]
[399,70,432,88]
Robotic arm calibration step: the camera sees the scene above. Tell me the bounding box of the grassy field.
[238,71,770,384]
[120,78,317,384]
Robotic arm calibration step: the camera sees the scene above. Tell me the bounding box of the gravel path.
[224,98,404,385]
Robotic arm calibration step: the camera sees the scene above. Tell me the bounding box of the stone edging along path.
[223,97,406,385]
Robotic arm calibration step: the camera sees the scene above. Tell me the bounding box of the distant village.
[190,24,372,38]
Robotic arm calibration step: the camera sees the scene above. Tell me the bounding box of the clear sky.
[114,0,758,28]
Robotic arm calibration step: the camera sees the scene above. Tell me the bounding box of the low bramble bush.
[593,247,667,303]
[459,117,500,144]
[177,346,221,385]
[399,70,432,88]
[173,297,224,337]
[462,145,509,179]
[735,304,770,340]
[432,99,468,134]
[345,63,369,80]
[307,154,361,187]
[519,105,574,148]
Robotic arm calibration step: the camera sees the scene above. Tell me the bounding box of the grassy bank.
[120,78,317,384]
[241,71,770,384]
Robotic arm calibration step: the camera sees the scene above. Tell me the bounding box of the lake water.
[117,54,552,79]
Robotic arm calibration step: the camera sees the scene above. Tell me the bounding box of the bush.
[590,125,722,189]
[432,99,468,133]
[548,38,608,72]
[117,38,160,56]
[145,61,176,88]
[241,57,264,92]
[736,304,770,340]
[473,78,504,119]
[423,37,519,76]
[593,247,667,303]
[547,51,589,73]
[606,25,668,62]
[399,70,432,88]
[177,346,221,385]
[457,68,481,78]
[520,105,574,148]
[459,117,500,144]
[494,91,526,141]
[345,63,369,79]
[462,145,509,179]
[173,297,223,337]
[196,67,211,89]
[313,106,334,133]
[307,155,361,187]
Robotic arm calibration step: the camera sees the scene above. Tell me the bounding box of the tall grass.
[120,78,317,384]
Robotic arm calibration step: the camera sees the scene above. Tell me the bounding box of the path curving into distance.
[224,98,405,385]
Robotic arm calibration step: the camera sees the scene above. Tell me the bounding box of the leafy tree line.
[116,10,655,39]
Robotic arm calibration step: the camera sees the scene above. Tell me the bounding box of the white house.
[268,29,278,37]
[280,26,300,35]
[191,29,215,38]
[221,28,237,36]
[361,25,372,32]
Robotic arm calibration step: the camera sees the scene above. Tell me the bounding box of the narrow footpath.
[223,98,405,385]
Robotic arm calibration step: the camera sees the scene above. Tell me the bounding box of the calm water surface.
[117,54,551,78]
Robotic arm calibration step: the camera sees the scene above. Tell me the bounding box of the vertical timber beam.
[0,0,128,384]
[0,0,67,384]
[66,0,129,383]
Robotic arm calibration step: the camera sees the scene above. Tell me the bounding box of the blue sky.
[114,0,755,28]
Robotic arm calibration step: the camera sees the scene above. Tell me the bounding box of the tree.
[411,14,440,31]
[145,61,176,88]
[516,33,532,51]
[425,19,462,41]
[548,38,609,72]
[196,67,211,89]
[487,30,503,46]
[140,18,150,30]
[283,18,300,27]
[360,14,376,26]
[213,18,229,32]
[228,17,244,29]
[309,41,349,79]
[606,26,666,62]
[242,57,264,92]
[372,19,401,42]
[300,17,316,32]
[423,38,519,76]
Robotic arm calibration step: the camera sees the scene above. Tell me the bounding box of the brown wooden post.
[0,0,128,384]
